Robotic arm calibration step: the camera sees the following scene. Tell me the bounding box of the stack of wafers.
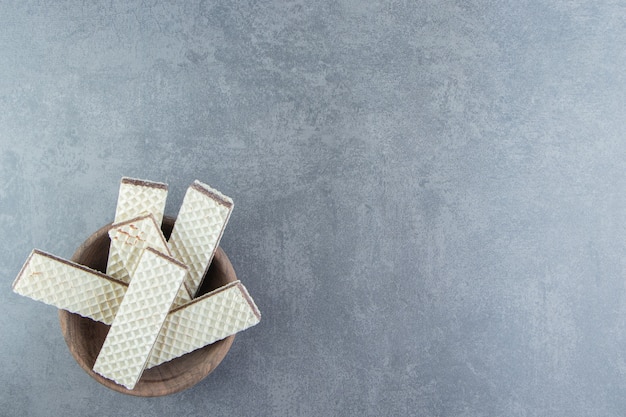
[12,177,261,390]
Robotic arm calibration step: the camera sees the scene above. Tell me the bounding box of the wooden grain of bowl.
[58,216,236,397]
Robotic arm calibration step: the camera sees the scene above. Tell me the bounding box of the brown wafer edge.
[12,249,129,291]
[168,280,241,314]
[236,282,262,321]
[121,177,168,190]
[11,250,36,291]
[109,214,172,257]
[168,280,261,321]
[143,247,189,272]
[190,180,233,208]
[110,213,154,230]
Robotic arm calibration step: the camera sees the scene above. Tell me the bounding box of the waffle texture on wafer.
[146,281,260,368]
[107,177,168,280]
[108,214,191,305]
[93,248,187,389]
[107,214,170,283]
[113,177,168,224]
[168,180,233,298]
[12,250,127,325]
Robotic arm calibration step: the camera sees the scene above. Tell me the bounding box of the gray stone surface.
[1,1,626,415]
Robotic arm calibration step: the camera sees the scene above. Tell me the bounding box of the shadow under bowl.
[58,216,237,397]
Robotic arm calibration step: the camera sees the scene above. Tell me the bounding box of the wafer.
[107,214,169,283]
[112,177,168,225]
[12,249,126,325]
[146,281,261,368]
[107,177,168,281]
[108,214,192,306]
[93,247,187,390]
[168,180,233,298]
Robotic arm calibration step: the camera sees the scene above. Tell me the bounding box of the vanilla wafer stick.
[113,177,168,224]
[108,214,192,305]
[146,281,261,368]
[106,177,168,281]
[168,180,233,299]
[12,250,127,325]
[107,214,169,283]
[93,248,187,390]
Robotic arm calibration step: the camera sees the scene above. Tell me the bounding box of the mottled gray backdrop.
[2,1,626,416]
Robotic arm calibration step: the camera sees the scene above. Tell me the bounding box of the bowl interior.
[58,216,236,397]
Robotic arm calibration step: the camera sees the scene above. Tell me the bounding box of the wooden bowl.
[59,216,237,397]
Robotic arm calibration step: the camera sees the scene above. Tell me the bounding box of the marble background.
[1,1,626,415]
